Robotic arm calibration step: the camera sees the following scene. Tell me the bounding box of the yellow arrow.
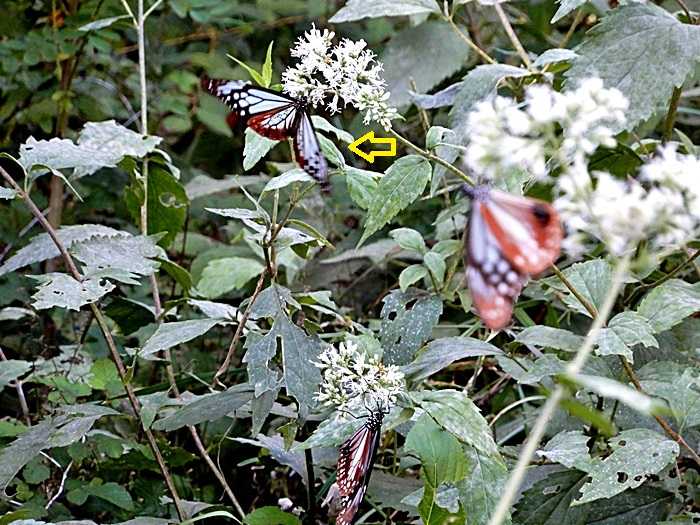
[348,131,397,163]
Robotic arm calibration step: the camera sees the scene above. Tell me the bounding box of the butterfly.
[335,410,384,525]
[201,77,329,191]
[464,185,562,330]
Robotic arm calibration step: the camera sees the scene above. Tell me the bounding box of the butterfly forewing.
[465,187,562,330]
[335,412,383,525]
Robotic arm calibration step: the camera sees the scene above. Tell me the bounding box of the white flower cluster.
[556,145,700,256]
[282,26,398,130]
[315,340,405,412]
[464,78,628,182]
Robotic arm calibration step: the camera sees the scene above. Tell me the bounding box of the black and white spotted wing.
[201,77,329,189]
[335,411,383,525]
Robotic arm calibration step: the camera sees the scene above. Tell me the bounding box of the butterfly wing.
[335,415,382,525]
[293,112,329,190]
[201,77,297,135]
[481,190,562,274]
[466,200,528,330]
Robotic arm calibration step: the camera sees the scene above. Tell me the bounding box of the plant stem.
[662,86,683,143]
[445,16,496,65]
[0,165,186,521]
[0,347,31,425]
[493,4,533,70]
[213,269,268,386]
[558,9,585,48]
[304,448,316,524]
[389,129,474,186]
[488,255,630,525]
[551,264,598,317]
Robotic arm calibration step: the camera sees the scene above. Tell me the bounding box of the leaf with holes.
[576,428,678,504]
[30,273,114,311]
[380,289,442,365]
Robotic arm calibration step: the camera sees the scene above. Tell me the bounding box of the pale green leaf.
[412,389,497,455]
[0,360,32,389]
[423,252,446,285]
[390,228,426,254]
[576,428,679,504]
[329,0,439,23]
[0,187,16,199]
[140,318,221,359]
[402,337,502,381]
[456,446,509,525]
[382,21,471,107]
[360,155,431,245]
[537,430,591,470]
[567,374,667,416]
[243,128,278,170]
[596,311,657,362]
[515,326,585,352]
[565,4,700,131]
[399,265,428,292]
[263,169,313,193]
[551,0,588,23]
[79,14,131,31]
[30,273,115,311]
[636,279,700,333]
[72,235,163,277]
[197,257,265,299]
[345,167,379,210]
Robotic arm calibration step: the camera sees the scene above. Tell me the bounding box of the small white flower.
[282,26,397,130]
[315,340,405,412]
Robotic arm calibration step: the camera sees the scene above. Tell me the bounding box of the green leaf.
[382,21,471,107]
[104,297,155,336]
[533,48,578,67]
[261,41,274,87]
[596,311,658,361]
[87,359,122,395]
[449,64,530,138]
[567,374,667,417]
[406,413,468,486]
[72,234,163,277]
[565,4,700,131]
[243,128,278,170]
[456,446,509,525]
[196,257,265,299]
[263,168,314,193]
[513,469,674,525]
[79,14,131,31]
[0,224,125,276]
[227,53,265,86]
[536,430,591,471]
[379,289,443,365]
[244,506,301,525]
[551,0,588,23]
[0,187,16,199]
[277,313,323,418]
[576,429,679,504]
[423,251,446,285]
[30,273,114,311]
[515,326,585,352]
[311,116,354,143]
[86,481,134,510]
[390,227,426,254]
[318,134,345,168]
[0,360,31,389]
[22,457,50,484]
[543,258,613,317]
[140,318,222,359]
[345,167,379,210]
[329,0,439,23]
[636,279,700,333]
[399,264,428,292]
[0,412,115,492]
[402,337,502,381]
[412,389,497,455]
[152,383,254,431]
[360,155,431,245]
[642,369,700,431]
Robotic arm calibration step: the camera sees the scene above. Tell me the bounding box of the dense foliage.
[1,1,700,525]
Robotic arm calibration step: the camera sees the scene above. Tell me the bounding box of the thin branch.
[558,9,585,48]
[642,249,700,290]
[445,16,496,65]
[662,86,683,144]
[213,269,268,386]
[305,448,316,524]
[0,347,31,425]
[493,4,534,70]
[0,165,186,521]
[488,255,630,525]
[551,264,598,318]
[119,0,137,23]
[389,129,475,186]
[143,0,164,19]
[675,0,693,22]
[45,460,73,509]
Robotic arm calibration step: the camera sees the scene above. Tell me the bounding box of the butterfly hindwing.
[294,112,329,190]
[465,187,562,330]
[335,412,383,525]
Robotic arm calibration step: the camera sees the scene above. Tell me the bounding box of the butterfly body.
[335,411,384,525]
[464,185,562,330]
[201,77,329,190]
